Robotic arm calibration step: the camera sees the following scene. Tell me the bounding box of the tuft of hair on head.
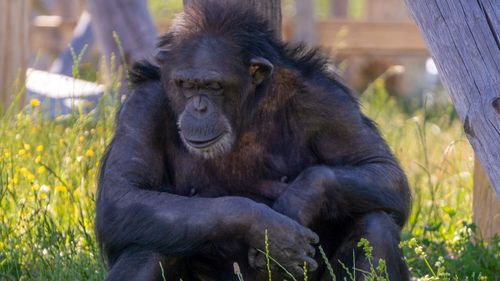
[168,0,282,63]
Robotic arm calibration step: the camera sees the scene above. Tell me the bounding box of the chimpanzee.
[95,2,411,280]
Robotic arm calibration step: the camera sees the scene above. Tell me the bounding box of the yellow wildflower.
[18,149,26,156]
[30,98,41,107]
[32,183,40,191]
[37,166,46,174]
[55,185,67,193]
[3,151,10,158]
[59,139,65,145]
[36,145,44,152]
[85,149,94,157]
[23,144,31,150]
[79,136,85,142]
[39,192,48,200]
[414,245,426,258]
[27,173,35,182]
[35,155,42,164]
[20,167,29,176]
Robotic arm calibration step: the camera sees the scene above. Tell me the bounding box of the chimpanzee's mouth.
[184,133,225,149]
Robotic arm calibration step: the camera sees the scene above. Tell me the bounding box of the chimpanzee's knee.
[325,212,409,281]
[357,212,409,280]
[105,248,182,281]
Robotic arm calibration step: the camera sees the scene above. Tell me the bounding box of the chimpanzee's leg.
[322,212,409,281]
[105,248,186,281]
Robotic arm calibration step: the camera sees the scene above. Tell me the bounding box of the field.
[0,66,498,281]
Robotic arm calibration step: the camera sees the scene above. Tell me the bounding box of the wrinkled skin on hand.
[248,167,334,275]
[273,166,334,226]
[246,203,319,276]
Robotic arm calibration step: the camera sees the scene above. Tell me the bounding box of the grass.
[0,55,499,281]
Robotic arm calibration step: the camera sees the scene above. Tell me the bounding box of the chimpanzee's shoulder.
[281,43,358,107]
[116,74,169,127]
[129,60,161,85]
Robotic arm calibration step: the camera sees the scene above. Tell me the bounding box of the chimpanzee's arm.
[96,82,319,271]
[314,116,411,225]
[274,86,411,227]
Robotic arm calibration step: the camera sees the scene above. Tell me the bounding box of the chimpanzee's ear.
[154,48,169,65]
[155,32,175,65]
[250,57,274,85]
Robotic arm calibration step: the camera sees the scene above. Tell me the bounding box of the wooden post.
[183,0,282,38]
[292,0,316,45]
[473,157,500,240]
[0,0,29,111]
[53,0,83,44]
[367,0,411,22]
[86,0,157,85]
[329,0,348,19]
[404,0,500,200]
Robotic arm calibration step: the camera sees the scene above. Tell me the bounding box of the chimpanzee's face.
[162,36,273,158]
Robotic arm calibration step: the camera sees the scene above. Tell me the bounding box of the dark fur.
[97,2,411,280]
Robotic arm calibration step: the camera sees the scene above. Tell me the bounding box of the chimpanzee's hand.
[273,166,334,227]
[245,202,320,276]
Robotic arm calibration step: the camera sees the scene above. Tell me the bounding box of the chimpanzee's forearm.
[96,180,254,257]
[321,162,411,226]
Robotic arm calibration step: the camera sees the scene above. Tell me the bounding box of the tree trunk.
[0,0,29,111]
[473,157,500,241]
[183,0,282,38]
[403,0,500,200]
[329,0,348,19]
[292,0,316,45]
[86,0,156,87]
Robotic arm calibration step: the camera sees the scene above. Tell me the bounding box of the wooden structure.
[285,0,427,57]
[404,0,500,238]
[329,0,348,19]
[0,0,29,111]
[86,0,157,81]
[314,20,427,57]
[284,0,428,96]
[30,0,83,60]
[31,15,77,59]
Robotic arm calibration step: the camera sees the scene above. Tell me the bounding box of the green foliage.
[147,0,184,21]
[401,225,499,280]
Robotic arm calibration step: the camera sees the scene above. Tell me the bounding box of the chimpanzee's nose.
[193,96,208,114]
